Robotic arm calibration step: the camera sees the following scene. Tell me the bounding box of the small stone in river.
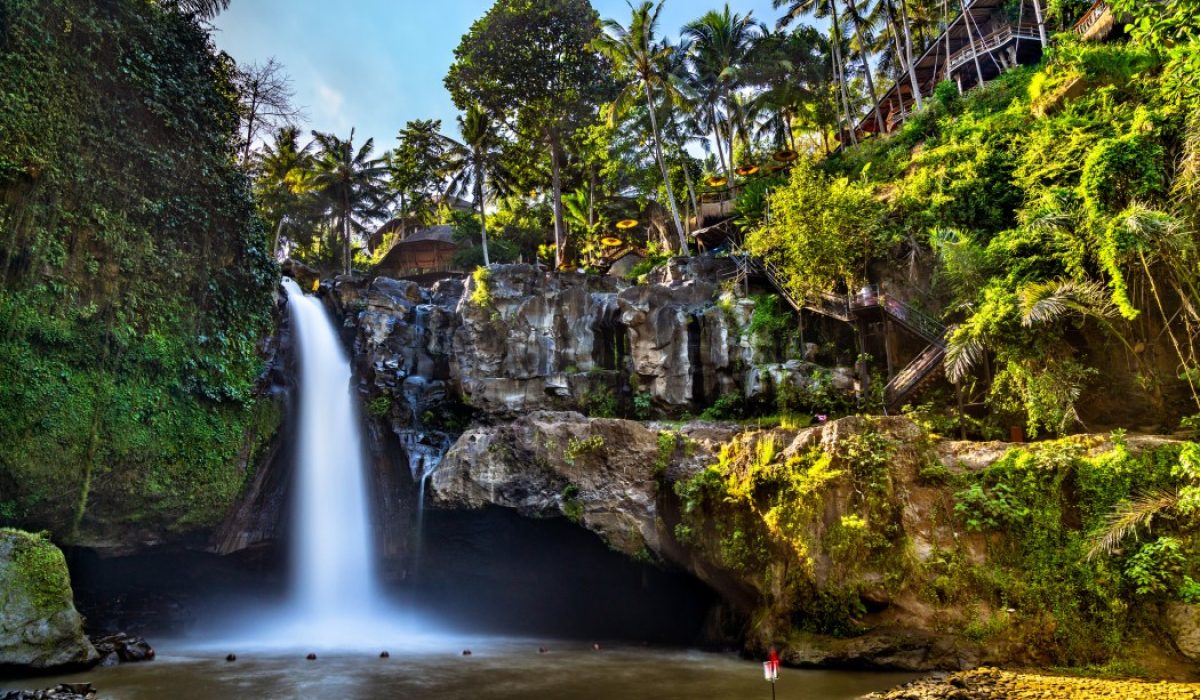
[462,649,472,656]
[380,651,390,658]
[538,647,548,654]
[225,653,237,662]
[306,653,317,660]
[592,643,601,651]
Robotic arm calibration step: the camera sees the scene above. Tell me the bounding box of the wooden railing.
[1073,0,1112,40]
[884,343,947,409]
[948,22,1043,73]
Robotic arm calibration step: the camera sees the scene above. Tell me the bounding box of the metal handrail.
[948,22,1043,72]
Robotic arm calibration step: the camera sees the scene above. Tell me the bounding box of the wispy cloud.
[314,79,351,134]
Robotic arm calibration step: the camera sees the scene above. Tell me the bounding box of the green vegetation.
[674,424,902,636]
[564,435,606,464]
[1,529,74,618]
[0,0,278,540]
[747,27,1200,436]
[936,435,1200,664]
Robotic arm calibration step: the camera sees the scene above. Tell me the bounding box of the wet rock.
[783,629,980,672]
[90,632,154,663]
[281,258,319,291]
[0,682,97,700]
[1165,602,1200,662]
[0,531,98,670]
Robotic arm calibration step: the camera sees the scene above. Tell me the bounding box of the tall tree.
[254,126,317,256]
[389,119,451,233]
[842,0,885,133]
[160,0,229,19]
[308,129,389,276]
[234,58,303,165]
[446,0,609,268]
[776,0,859,144]
[683,5,764,176]
[594,1,689,254]
[443,105,514,267]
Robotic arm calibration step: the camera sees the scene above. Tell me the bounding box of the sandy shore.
[863,667,1200,699]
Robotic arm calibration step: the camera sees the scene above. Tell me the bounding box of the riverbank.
[863,667,1200,699]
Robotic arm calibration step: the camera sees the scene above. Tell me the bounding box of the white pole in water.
[763,660,779,699]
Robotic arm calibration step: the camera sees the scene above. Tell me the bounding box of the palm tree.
[747,28,827,152]
[842,0,885,133]
[775,0,858,145]
[683,5,764,176]
[308,129,390,276]
[594,1,689,255]
[442,105,512,267]
[254,126,317,257]
[872,0,925,112]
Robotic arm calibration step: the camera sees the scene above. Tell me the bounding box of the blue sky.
[213,0,788,153]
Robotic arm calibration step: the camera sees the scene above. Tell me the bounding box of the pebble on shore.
[863,667,1200,700]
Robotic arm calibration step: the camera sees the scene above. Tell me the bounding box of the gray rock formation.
[0,531,98,670]
[449,261,850,416]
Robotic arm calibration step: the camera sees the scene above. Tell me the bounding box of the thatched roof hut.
[374,225,461,282]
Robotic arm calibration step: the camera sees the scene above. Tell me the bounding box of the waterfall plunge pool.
[3,639,917,699]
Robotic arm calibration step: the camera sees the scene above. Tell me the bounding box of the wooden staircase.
[731,249,947,411]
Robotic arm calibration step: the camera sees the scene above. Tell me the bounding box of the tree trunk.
[342,192,351,277]
[710,105,731,179]
[476,155,490,267]
[725,90,738,174]
[829,7,858,146]
[549,134,567,268]
[241,89,259,166]
[1031,0,1049,48]
[849,2,885,134]
[959,0,986,87]
[899,0,925,109]
[643,81,688,255]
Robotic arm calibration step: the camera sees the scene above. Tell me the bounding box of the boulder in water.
[0,530,98,671]
[90,632,154,665]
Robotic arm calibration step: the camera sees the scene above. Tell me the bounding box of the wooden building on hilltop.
[858,0,1121,138]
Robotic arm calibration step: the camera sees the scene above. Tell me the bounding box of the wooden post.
[959,0,986,87]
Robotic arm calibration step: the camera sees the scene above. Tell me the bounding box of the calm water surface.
[4,638,915,699]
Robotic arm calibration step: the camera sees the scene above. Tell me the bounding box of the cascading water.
[216,279,441,650]
[283,277,378,624]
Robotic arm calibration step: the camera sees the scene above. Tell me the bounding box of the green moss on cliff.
[1,529,73,619]
[0,0,278,541]
[673,418,1200,667]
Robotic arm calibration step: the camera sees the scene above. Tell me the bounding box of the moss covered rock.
[0,530,97,670]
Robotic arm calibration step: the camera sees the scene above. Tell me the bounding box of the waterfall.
[206,280,446,651]
[283,278,378,624]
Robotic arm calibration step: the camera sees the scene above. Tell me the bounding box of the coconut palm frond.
[1086,489,1181,561]
[1019,279,1119,327]
[944,330,984,384]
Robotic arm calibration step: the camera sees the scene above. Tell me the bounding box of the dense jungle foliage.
[748,3,1200,438]
[675,420,1200,670]
[0,0,278,541]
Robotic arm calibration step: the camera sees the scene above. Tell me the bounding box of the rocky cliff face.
[450,260,853,416]
[430,413,1197,674]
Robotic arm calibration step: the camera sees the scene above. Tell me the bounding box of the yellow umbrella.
[705,176,728,188]
[773,149,798,162]
[601,236,623,248]
[616,219,639,230]
[735,165,760,177]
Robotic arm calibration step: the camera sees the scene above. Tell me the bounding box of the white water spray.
[284,278,378,622]
[197,280,448,651]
